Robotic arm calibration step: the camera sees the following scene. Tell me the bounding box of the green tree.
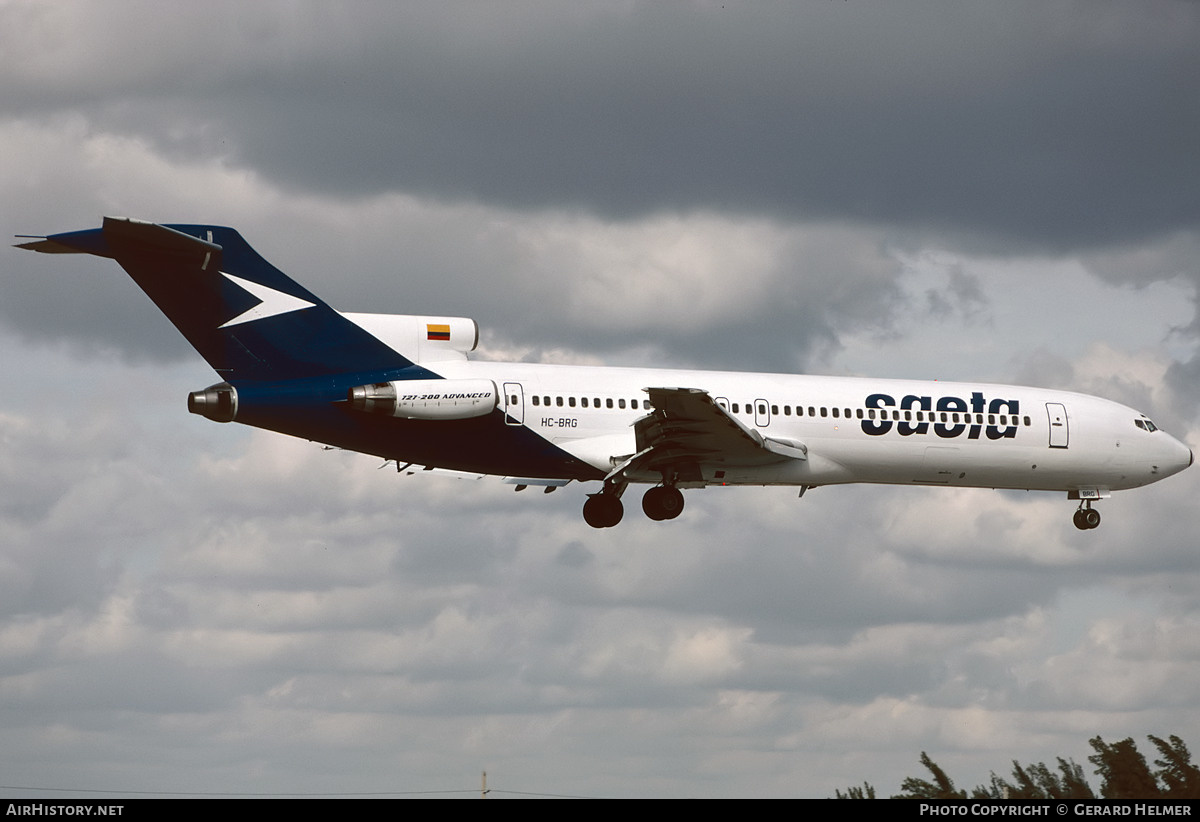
[897,752,967,799]
[1054,757,1097,798]
[835,782,876,799]
[972,758,1094,799]
[847,733,1193,799]
[1089,736,1160,798]
[1149,735,1200,799]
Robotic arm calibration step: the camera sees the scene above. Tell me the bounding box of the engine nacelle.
[340,313,478,363]
[348,378,498,420]
[188,382,239,423]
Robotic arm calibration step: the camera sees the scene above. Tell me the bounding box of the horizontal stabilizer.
[16,229,113,257]
[105,217,223,266]
[15,237,89,254]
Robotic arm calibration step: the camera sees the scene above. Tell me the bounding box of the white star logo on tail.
[218,272,317,328]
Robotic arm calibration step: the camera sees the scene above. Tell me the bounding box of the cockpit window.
[1135,418,1159,433]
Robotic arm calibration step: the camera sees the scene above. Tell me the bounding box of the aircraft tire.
[583,494,624,528]
[642,486,684,521]
[1083,508,1101,529]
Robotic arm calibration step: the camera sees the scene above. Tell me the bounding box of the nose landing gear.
[1073,501,1101,530]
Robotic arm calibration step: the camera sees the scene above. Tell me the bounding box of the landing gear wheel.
[642,485,685,521]
[1073,506,1101,530]
[583,494,624,528]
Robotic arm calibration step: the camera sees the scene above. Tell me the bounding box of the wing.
[610,387,807,487]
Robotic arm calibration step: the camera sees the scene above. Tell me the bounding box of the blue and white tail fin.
[17,217,415,382]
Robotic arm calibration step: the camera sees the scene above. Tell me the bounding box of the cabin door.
[1046,402,1069,448]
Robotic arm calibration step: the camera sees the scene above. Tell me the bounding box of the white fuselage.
[432,359,1193,494]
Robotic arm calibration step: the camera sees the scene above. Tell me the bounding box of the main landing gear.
[1073,501,1101,531]
[642,485,684,521]
[582,483,686,528]
[583,484,626,528]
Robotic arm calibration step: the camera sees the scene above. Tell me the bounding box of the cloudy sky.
[2,0,1198,798]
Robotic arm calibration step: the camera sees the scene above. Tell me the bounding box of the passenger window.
[556,397,563,407]
[618,399,626,409]
[532,396,540,406]
[606,398,614,409]
[632,399,639,410]
[733,403,740,413]
[568,397,576,407]
[832,407,840,418]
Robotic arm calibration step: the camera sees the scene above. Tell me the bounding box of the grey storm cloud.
[5,2,1198,252]
[4,1,1199,373]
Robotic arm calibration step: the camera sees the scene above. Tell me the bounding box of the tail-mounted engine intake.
[348,378,498,420]
[188,382,239,423]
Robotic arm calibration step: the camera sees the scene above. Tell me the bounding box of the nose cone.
[1160,434,1193,480]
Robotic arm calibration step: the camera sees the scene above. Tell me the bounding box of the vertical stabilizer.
[20,218,417,381]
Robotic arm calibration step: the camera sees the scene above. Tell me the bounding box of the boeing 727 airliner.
[18,218,1192,529]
